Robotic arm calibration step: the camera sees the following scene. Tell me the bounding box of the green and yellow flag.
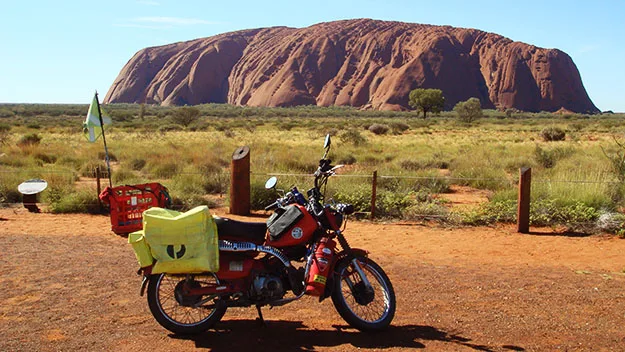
[83,93,111,143]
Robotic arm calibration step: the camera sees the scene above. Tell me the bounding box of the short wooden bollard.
[517,167,531,233]
[229,146,251,215]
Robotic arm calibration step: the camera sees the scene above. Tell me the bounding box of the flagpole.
[94,91,113,187]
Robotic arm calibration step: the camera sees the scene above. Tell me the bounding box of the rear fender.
[320,248,369,301]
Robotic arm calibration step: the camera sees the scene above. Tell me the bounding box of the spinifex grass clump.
[540,127,566,141]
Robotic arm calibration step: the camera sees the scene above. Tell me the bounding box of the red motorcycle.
[139,135,396,334]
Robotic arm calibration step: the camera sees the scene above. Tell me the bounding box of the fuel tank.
[266,204,318,248]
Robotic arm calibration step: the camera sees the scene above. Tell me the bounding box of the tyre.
[147,273,227,334]
[331,256,396,331]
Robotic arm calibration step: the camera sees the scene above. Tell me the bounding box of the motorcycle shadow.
[170,319,515,351]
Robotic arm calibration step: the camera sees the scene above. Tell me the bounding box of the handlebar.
[264,201,279,211]
[336,203,354,215]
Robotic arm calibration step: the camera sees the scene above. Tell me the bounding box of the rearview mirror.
[264,176,278,190]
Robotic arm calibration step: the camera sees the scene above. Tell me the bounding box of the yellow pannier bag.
[128,230,154,268]
[142,206,219,274]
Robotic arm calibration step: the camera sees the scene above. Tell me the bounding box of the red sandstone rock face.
[104,19,598,113]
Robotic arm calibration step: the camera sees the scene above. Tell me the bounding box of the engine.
[252,274,285,301]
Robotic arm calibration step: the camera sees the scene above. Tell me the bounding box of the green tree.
[408,88,445,118]
[171,106,201,127]
[454,97,483,123]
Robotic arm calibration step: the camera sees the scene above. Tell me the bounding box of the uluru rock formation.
[104,19,598,113]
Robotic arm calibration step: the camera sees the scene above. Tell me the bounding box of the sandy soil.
[1,206,625,351]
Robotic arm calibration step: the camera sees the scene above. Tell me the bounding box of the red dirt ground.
[1,206,625,351]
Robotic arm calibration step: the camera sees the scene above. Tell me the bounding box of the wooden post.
[96,166,103,212]
[517,167,531,233]
[371,170,378,219]
[230,146,251,215]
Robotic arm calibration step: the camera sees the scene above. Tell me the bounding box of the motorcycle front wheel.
[331,256,396,331]
[147,273,227,334]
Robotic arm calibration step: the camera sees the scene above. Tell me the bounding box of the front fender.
[320,248,369,301]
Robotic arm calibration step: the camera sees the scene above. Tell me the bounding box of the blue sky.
[1,0,623,112]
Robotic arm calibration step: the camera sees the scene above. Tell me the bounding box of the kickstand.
[255,305,265,326]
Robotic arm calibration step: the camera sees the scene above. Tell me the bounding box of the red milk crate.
[99,183,171,235]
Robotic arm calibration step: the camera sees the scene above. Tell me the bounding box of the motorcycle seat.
[213,216,267,244]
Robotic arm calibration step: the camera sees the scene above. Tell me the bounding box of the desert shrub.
[454,97,483,123]
[368,124,390,135]
[453,167,510,191]
[375,191,413,218]
[337,154,357,165]
[112,169,139,184]
[461,199,517,226]
[0,123,10,144]
[281,157,317,173]
[97,151,117,162]
[602,138,625,182]
[413,175,451,194]
[403,200,450,221]
[17,133,41,146]
[0,108,15,118]
[399,159,425,171]
[188,120,210,131]
[325,128,339,136]
[55,155,83,170]
[530,199,599,230]
[0,172,24,205]
[171,172,205,195]
[607,182,625,205]
[33,152,57,164]
[250,179,279,210]
[79,161,107,177]
[361,155,382,166]
[534,145,556,168]
[128,158,147,171]
[339,129,367,146]
[171,106,200,127]
[202,171,229,194]
[277,121,297,131]
[223,129,235,138]
[389,122,410,134]
[110,111,133,122]
[158,124,184,133]
[148,161,179,178]
[569,122,585,132]
[155,162,180,178]
[540,127,566,141]
[533,145,575,169]
[332,185,372,213]
[48,189,102,214]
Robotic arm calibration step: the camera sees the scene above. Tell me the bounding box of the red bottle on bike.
[306,237,336,296]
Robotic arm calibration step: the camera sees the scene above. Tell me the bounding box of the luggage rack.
[99,183,171,236]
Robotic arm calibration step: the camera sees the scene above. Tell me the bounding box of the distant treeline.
[0,103,621,121]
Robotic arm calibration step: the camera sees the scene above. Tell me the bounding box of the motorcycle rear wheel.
[331,256,396,331]
[147,273,227,334]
